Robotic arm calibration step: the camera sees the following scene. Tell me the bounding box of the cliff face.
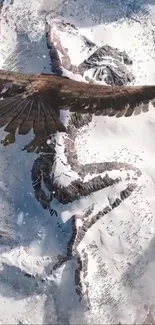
[45,19,135,85]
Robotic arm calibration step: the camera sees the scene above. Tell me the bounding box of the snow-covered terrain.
[1,0,155,324]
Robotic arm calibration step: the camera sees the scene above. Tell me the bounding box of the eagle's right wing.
[59,80,155,118]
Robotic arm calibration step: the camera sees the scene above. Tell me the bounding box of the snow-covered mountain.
[1,0,155,324]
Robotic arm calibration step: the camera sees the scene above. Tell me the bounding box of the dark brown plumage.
[0,68,155,149]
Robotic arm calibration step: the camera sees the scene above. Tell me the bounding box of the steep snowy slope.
[1,0,155,324]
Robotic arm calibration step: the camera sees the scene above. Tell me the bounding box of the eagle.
[0,68,155,151]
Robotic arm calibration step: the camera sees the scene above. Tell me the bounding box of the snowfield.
[1,0,155,324]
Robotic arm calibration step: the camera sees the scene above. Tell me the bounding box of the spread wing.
[59,81,155,118]
[0,72,66,151]
[0,69,155,152]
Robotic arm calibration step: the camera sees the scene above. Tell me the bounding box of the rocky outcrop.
[79,44,134,85]
[27,18,139,305]
[46,19,135,86]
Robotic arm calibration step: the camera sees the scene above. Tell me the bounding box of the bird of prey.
[0,68,155,151]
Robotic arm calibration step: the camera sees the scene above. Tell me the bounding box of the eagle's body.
[0,68,155,150]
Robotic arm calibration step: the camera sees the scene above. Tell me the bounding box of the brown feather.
[0,69,155,147]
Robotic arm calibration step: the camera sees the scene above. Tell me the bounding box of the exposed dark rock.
[53,174,121,204]
[51,181,139,302]
[29,18,140,304]
[79,45,135,86]
[45,19,135,86]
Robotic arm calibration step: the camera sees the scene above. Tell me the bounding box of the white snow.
[1,0,155,324]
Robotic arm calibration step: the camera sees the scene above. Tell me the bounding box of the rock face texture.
[46,19,135,85]
[1,1,154,323]
[28,18,140,313]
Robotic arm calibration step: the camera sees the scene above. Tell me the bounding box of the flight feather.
[0,69,155,148]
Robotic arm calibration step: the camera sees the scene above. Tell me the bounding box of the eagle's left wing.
[0,70,66,151]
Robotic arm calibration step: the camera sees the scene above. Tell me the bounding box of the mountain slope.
[1,1,155,324]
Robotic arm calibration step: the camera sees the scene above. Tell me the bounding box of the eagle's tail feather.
[32,101,46,136]
[18,100,36,135]
[45,102,66,133]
